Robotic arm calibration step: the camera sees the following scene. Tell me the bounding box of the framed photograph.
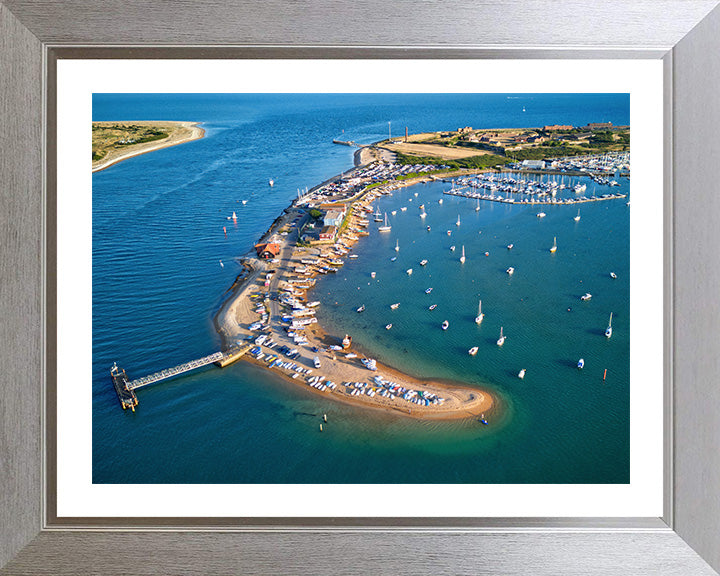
[2,1,720,574]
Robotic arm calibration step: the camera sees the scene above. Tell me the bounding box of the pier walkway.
[111,345,253,409]
[127,352,225,390]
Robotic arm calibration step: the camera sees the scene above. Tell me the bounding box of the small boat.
[406,268,413,275]
[313,356,321,368]
[537,212,546,218]
[269,179,274,187]
[468,346,478,356]
[581,293,592,301]
[371,272,376,278]
[429,304,437,310]
[480,416,489,425]
[390,256,397,262]
[378,213,391,232]
[605,312,613,338]
[242,199,248,205]
[518,368,526,379]
[459,245,466,264]
[438,198,443,204]
[345,353,358,359]
[577,358,585,369]
[349,254,359,259]
[390,303,400,310]
[475,299,484,324]
[219,260,224,268]
[385,324,393,330]
[507,244,513,250]
[441,320,449,330]
[475,199,481,212]
[506,267,515,275]
[232,211,237,221]
[420,211,427,219]
[425,287,433,294]
[450,245,456,251]
[419,204,425,209]
[426,226,431,231]
[414,192,419,197]
[356,305,365,313]
[401,206,408,211]
[373,209,383,222]
[574,209,581,222]
[395,239,400,252]
[447,230,452,236]
[550,236,557,253]
[485,252,490,257]
[610,272,617,279]
[391,210,397,215]
[456,215,461,226]
[420,259,428,266]
[496,326,506,346]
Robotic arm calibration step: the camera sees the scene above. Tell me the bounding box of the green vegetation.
[308,209,323,220]
[396,152,511,170]
[395,169,448,181]
[363,179,389,191]
[92,122,173,164]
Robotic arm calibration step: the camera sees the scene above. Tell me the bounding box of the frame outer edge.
[671,3,720,573]
[0,2,44,571]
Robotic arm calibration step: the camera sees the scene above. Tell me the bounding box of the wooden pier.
[110,344,253,410]
[332,139,361,147]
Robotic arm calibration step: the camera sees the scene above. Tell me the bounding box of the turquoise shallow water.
[92,94,629,483]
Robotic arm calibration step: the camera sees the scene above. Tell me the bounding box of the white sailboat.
[394,239,400,252]
[574,209,581,222]
[496,326,506,346]
[605,312,613,338]
[378,213,391,232]
[475,199,481,212]
[475,300,484,324]
[518,368,526,379]
[550,236,557,253]
[460,245,466,264]
[456,215,461,226]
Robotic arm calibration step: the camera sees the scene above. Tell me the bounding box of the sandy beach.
[213,173,495,421]
[92,121,205,173]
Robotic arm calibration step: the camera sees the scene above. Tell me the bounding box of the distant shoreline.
[92,121,205,173]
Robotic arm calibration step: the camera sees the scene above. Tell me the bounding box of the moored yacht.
[605,312,613,338]
[378,213,391,232]
[496,326,506,346]
[577,358,585,369]
[475,299,484,324]
[550,236,557,253]
[506,267,515,275]
[468,346,478,356]
[441,320,449,330]
[460,245,466,264]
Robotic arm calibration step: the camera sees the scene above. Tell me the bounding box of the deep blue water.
[92,93,629,483]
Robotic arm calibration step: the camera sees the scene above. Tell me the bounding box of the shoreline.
[213,154,496,421]
[92,121,205,173]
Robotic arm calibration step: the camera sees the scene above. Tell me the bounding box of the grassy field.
[91,121,203,171]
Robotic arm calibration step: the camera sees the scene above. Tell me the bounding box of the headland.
[92,120,205,173]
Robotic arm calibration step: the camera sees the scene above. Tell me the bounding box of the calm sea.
[92,94,630,483]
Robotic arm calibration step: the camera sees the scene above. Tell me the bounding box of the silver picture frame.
[2,1,720,574]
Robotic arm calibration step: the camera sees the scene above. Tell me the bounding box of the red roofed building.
[254,243,281,259]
